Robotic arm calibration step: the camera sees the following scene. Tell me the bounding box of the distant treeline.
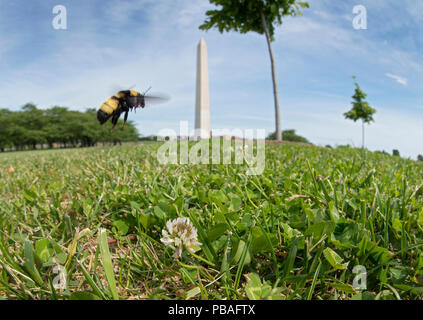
[0,104,139,152]
[267,130,310,144]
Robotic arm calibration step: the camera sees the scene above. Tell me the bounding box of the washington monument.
[195,38,211,139]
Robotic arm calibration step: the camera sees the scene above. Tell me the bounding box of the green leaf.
[98,229,119,300]
[83,201,93,217]
[112,220,129,236]
[280,223,302,242]
[390,267,409,284]
[139,212,152,230]
[305,221,336,243]
[394,284,423,296]
[250,226,277,255]
[357,237,392,264]
[331,282,357,294]
[306,261,322,300]
[186,287,201,300]
[229,194,242,211]
[351,292,375,300]
[208,189,228,204]
[231,239,251,265]
[153,202,169,220]
[392,219,402,232]
[328,201,340,222]
[333,221,364,247]
[23,190,37,202]
[283,237,299,278]
[23,240,44,287]
[35,239,53,263]
[70,291,101,300]
[130,201,141,210]
[323,247,348,270]
[49,239,67,265]
[245,273,262,300]
[245,273,284,300]
[418,209,423,227]
[207,223,229,241]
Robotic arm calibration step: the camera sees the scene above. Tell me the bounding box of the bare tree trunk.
[260,10,282,141]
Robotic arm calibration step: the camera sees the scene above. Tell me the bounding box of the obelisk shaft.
[195,38,210,139]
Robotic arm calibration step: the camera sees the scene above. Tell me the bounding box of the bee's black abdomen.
[97,109,112,125]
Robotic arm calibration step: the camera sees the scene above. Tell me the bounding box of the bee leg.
[110,113,120,133]
[122,111,129,129]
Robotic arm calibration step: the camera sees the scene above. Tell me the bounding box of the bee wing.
[144,94,170,104]
[126,95,144,108]
[127,94,170,108]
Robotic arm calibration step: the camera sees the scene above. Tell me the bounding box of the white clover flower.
[160,217,202,258]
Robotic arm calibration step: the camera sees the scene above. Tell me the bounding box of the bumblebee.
[97,89,168,131]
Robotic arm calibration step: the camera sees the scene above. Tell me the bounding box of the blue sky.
[0,0,423,158]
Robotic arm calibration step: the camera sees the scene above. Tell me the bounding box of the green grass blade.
[98,229,119,300]
[306,260,322,300]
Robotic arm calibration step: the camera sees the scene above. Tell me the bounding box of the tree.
[267,129,310,143]
[417,154,423,162]
[344,77,376,149]
[393,149,400,157]
[0,104,140,151]
[20,104,47,149]
[199,0,309,141]
[44,107,68,148]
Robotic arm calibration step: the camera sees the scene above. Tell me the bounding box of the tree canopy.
[0,104,139,152]
[199,0,309,38]
[344,79,376,124]
[344,77,376,149]
[267,129,310,143]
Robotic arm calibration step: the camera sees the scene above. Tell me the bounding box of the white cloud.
[385,73,408,86]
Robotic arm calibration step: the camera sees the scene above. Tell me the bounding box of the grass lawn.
[0,142,422,300]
